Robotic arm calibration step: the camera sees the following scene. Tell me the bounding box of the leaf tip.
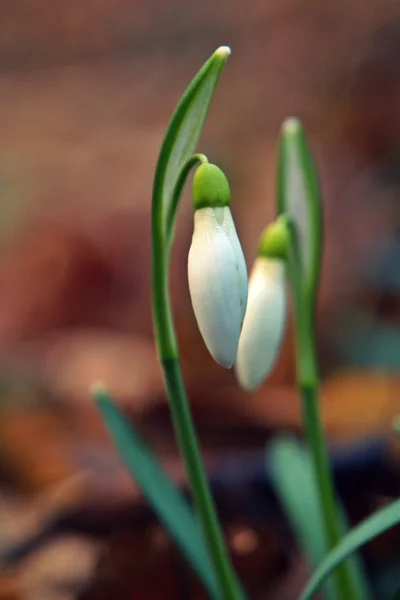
[393,415,400,435]
[91,380,109,403]
[215,45,231,59]
[282,116,303,139]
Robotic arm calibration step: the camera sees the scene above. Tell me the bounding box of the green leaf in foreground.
[153,46,230,234]
[93,385,219,600]
[269,437,371,600]
[299,497,400,600]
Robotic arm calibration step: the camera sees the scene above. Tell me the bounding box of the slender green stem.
[286,219,358,599]
[162,358,242,600]
[152,157,243,600]
[294,305,358,600]
[300,385,338,547]
[300,384,357,600]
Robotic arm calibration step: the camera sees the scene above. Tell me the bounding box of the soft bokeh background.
[0,2,400,599]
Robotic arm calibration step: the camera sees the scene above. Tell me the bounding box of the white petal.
[188,207,247,368]
[220,207,248,324]
[235,258,286,390]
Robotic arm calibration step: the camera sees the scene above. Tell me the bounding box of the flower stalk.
[152,159,244,600]
[280,118,360,600]
[151,46,243,600]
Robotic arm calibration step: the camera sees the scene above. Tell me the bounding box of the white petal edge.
[220,207,248,324]
[188,207,246,368]
[235,257,286,390]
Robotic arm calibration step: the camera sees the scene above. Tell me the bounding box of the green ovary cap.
[192,163,231,210]
[258,215,290,260]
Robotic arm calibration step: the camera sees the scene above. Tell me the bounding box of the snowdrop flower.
[235,218,288,391]
[188,163,248,368]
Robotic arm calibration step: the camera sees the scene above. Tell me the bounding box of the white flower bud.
[188,206,248,368]
[235,257,286,390]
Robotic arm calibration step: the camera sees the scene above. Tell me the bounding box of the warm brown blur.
[0,2,399,599]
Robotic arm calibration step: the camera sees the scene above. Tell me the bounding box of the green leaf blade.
[93,385,220,600]
[153,46,230,233]
[277,117,323,305]
[299,496,400,600]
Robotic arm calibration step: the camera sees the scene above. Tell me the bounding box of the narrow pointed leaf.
[299,497,400,600]
[269,437,371,600]
[153,46,230,233]
[93,386,220,599]
[277,118,322,305]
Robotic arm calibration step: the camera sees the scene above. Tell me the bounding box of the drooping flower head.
[188,163,248,368]
[235,216,288,391]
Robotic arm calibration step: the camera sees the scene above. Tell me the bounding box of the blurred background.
[0,1,400,599]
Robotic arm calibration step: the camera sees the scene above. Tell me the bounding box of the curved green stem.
[287,221,358,600]
[166,153,208,241]
[299,381,358,600]
[152,155,243,600]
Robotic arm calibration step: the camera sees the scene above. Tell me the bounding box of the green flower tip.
[192,163,231,211]
[258,215,290,260]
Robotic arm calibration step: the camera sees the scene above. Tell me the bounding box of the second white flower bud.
[235,218,289,390]
[235,257,286,390]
